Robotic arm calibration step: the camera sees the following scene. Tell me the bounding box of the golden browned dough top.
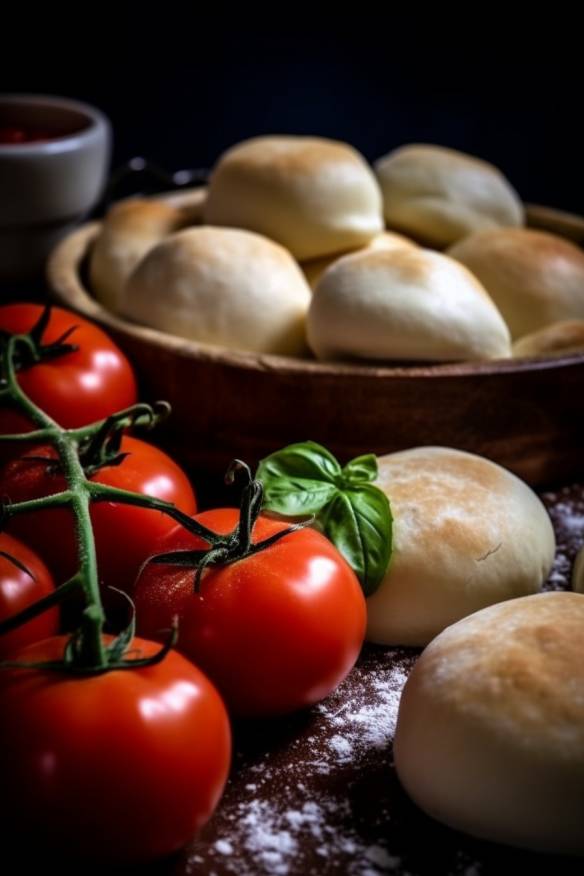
[420,592,584,755]
[216,135,369,175]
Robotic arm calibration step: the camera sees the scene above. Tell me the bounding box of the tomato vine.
[0,309,221,672]
[0,308,311,674]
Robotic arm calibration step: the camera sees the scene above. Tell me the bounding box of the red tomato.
[0,303,137,438]
[0,532,58,658]
[0,636,231,862]
[135,509,367,717]
[1,436,197,598]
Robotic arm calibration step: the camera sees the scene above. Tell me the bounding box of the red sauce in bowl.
[0,126,67,145]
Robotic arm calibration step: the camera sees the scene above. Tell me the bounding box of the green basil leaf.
[259,477,339,516]
[258,441,342,483]
[342,453,378,485]
[257,441,342,515]
[257,441,392,595]
[320,484,392,597]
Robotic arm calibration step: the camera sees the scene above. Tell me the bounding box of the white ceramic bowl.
[0,93,111,284]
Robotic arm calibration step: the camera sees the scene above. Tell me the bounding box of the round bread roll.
[204,136,384,261]
[120,227,311,356]
[449,228,584,339]
[513,320,584,358]
[394,592,584,854]
[375,144,524,248]
[301,230,417,289]
[367,447,555,646]
[90,199,188,311]
[307,248,511,362]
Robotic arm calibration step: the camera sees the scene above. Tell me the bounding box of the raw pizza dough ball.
[449,228,584,339]
[513,320,584,358]
[367,447,555,645]
[120,226,311,356]
[301,230,417,289]
[90,199,188,311]
[204,136,384,260]
[394,592,584,855]
[375,144,523,247]
[307,247,511,362]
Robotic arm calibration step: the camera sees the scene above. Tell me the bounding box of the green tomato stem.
[147,461,313,593]
[3,491,75,518]
[1,337,108,667]
[0,428,53,443]
[0,325,196,672]
[68,401,170,443]
[87,482,221,544]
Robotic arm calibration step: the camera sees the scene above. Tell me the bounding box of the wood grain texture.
[47,198,584,487]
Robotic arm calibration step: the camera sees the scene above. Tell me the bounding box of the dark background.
[2,11,582,212]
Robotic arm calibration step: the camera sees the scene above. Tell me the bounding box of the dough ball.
[204,136,384,260]
[120,226,311,356]
[375,144,524,248]
[301,230,417,289]
[90,199,187,311]
[307,247,511,362]
[450,228,584,339]
[513,320,584,358]
[367,446,555,645]
[394,592,584,854]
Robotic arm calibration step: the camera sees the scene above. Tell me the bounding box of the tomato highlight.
[0,532,58,658]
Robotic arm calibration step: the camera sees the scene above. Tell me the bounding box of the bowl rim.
[47,195,584,381]
[0,93,110,156]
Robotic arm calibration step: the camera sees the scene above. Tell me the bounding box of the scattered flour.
[199,651,412,874]
[211,792,401,875]
[542,488,584,589]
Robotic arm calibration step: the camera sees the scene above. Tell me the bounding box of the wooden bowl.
[47,192,584,488]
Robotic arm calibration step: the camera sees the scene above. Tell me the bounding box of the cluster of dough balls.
[89,135,584,362]
[372,145,584,357]
[364,445,584,855]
